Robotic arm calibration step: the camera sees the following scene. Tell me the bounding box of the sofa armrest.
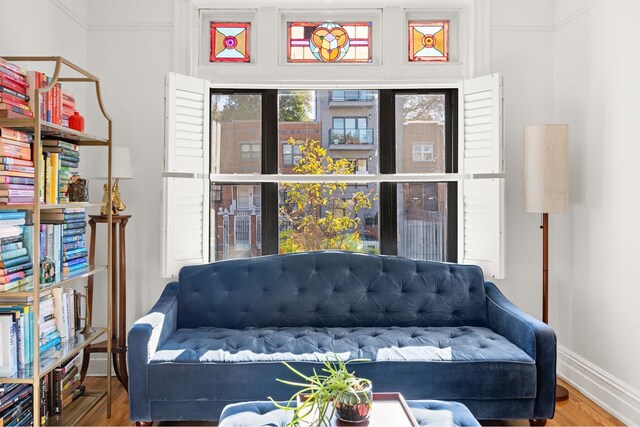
[128,282,179,421]
[485,282,556,420]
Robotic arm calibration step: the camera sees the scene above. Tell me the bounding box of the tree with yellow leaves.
[279,138,377,253]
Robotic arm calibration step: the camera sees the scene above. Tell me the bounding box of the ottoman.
[219,400,480,426]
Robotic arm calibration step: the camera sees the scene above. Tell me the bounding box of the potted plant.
[270,354,373,426]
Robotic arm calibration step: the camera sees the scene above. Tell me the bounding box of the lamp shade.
[524,124,569,213]
[87,146,133,180]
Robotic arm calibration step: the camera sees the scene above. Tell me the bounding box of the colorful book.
[0,274,33,291]
[62,235,83,244]
[0,242,23,252]
[0,157,33,167]
[0,255,30,269]
[0,262,32,276]
[62,227,85,237]
[0,86,28,103]
[0,190,33,198]
[0,176,33,185]
[0,234,22,245]
[0,196,34,204]
[0,128,32,143]
[0,220,26,229]
[0,248,27,261]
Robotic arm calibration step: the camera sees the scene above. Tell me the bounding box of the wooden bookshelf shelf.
[0,118,109,145]
[1,265,107,297]
[48,390,106,426]
[0,202,106,211]
[0,328,106,382]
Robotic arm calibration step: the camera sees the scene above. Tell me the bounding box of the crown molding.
[555,0,601,31]
[50,0,88,30]
[88,22,173,32]
[492,24,554,32]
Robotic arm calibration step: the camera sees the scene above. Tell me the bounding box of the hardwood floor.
[79,377,624,426]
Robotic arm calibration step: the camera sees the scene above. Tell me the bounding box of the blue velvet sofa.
[128,251,556,424]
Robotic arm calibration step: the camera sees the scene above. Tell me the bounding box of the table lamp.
[524,124,569,401]
[87,146,134,215]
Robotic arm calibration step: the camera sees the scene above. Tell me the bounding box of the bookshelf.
[0,56,113,426]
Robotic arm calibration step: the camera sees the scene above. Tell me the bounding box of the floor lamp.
[524,124,570,402]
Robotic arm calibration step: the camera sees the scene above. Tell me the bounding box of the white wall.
[552,0,640,423]
[489,0,555,320]
[83,0,174,364]
[0,0,89,118]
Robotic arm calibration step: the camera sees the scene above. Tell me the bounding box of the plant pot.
[334,384,373,423]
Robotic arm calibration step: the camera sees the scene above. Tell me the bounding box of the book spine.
[0,262,32,275]
[0,76,27,93]
[0,92,29,107]
[0,157,34,167]
[0,69,28,87]
[0,58,27,76]
[0,144,31,160]
[52,369,62,414]
[0,85,28,102]
[0,247,28,260]
[0,103,33,118]
[0,65,28,85]
[0,127,33,143]
[0,96,30,110]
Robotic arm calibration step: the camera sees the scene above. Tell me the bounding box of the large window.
[208,88,456,262]
[163,73,503,279]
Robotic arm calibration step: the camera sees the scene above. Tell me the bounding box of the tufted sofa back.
[176,251,488,329]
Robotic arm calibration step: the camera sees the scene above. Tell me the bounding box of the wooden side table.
[80,214,131,391]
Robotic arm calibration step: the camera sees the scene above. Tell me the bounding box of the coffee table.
[219,394,480,426]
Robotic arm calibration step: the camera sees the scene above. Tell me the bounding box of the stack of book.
[61,91,76,128]
[26,70,62,125]
[43,140,80,204]
[0,383,34,425]
[0,58,32,119]
[0,378,50,425]
[0,127,34,205]
[42,208,87,274]
[40,290,62,350]
[0,211,33,292]
[51,353,84,415]
[0,292,64,376]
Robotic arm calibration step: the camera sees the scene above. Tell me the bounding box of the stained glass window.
[287,21,372,63]
[210,22,250,62]
[408,21,449,62]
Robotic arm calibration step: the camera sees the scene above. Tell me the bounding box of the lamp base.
[556,384,569,401]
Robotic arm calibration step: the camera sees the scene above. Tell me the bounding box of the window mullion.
[379,89,397,255]
[261,90,279,255]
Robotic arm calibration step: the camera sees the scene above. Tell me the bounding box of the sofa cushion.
[148,326,535,402]
[177,251,488,329]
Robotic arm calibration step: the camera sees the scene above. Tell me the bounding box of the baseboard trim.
[557,344,640,426]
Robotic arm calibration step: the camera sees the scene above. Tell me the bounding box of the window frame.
[209,87,458,262]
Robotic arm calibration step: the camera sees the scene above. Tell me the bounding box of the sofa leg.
[529,420,547,426]
[135,422,152,426]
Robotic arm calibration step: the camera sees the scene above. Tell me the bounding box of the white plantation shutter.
[462,179,505,279]
[162,73,210,278]
[463,74,503,174]
[461,74,505,279]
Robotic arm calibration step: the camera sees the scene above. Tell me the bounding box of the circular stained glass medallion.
[309,22,350,62]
